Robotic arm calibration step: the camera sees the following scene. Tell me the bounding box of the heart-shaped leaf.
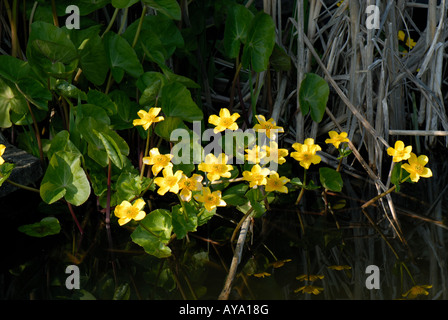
[319,167,343,192]
[223,4,254,58]
[299,73,329,123]
[18,217,61,238]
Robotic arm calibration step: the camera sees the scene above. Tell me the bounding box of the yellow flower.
[114,198,146,226]
[133,107,164,130]
[208,108,240,133]
[154,167,183,195]
[194,187,226,212]
[290,138,322,169]
[252,272,271,278]
[142,147,173,176]
[387,140,412,163]
[198,153,233,182]
[261,141,289,165]
[398,31,416,50]
[245,145,266,164]
[178,174,203,202]
[0,144,5,165]
[265,172,290,193]
[402,285,432,299]
[401,153,432,182]
[296,274,325,282]
[242,164,271,188]
[253,115,284,140]
[294,285,324,295]
[325,131,349,149]
[327,265,351,271]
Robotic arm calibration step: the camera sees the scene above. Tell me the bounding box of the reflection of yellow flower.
[208,108,240,133]
[252,272,271,278]
[253,115,284,140]
[265,172,290,193]
[0,144,5,165]
[402,285,432,299]
[387,141,412,163]
[325,131,349,149]
[294,285,324,295]
[296,274,325,282]
[261,141,289,165]
[291,138,321,169]
[133,108,164,130]
[328,265,351,271]
[401,153,432,182]
[178,174,203,202]
[269,259,292,268]
[194,187,226,212]
[198,153,233,182]
[242,164,271,188]
[245,145,266,164]
[114,199,146,226]
[154,167,183,195]
[143,147,173,175]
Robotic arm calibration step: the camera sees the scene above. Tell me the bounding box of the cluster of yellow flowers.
[387,140,432,182]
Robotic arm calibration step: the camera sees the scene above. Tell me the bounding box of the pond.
[1,148,446,300]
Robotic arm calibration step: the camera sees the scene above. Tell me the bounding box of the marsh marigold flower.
[387,140,412,163]
[294,285,324,295]
[328,265,351,271]
[265,172,290,193]
[133,107,164,130]
[245,145,266,164]
[398,30,417,50]
[242,164,271,188]
[0,144,5,165]
[261,141,289,165]
[253,115,284,140]
[401,153,432,182]
[198,153,233,182]
[194,187,226,212]
[325,131,349,149]
[291,138,321,169]
[143,147,173,176]
[208,108,240,133]
[296,274,325,282]
[178,174,203,202]
[402,285,432,299]
[114,198,146,226]
[154,167,183,195]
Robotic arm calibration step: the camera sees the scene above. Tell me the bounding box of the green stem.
[139,127,151,180]
[132,5,147,48]
[6,179,40,193]
[101,7,119,38]
[295,169,307,205]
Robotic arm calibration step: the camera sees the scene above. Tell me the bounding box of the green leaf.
[47,130,82,160]
[16,78,52,110]
[40,151,91,206]
[245,188,266,218]
[137,72,164,106]
[319,167,343,192]
[141,0,181,20]
[160,82,203,122]
[87,90,118,116]
[18,217,61,238]
[0,162,15,187]
[270,44,292,71]
[112,0,139,8]
[222,183,249,206]
[77,32,109,85]
[241,12,276,72]
[56,80,88,101]
[0,78,28,128]
[154,116,188,141]
[299,73,329,123]
[172,203,198,239]
[94,129,125,169]
[103,31,143,82]
[27,21,78,78]
[223,4,254,58]
[0,56,33,82]
[131,209,173,258]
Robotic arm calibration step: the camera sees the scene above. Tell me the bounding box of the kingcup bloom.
[253,115,284,140]
[143,147,173,176]
[261,141,288,165]
[387,140,412,163]
[296,274,325,282]
[198,153,233,182]
[242,164,271,188]
[294,285,324,295]
[133,107,164,130]
[401,153,432,182]
[245,145,266,164]
[208,108,240,133]
[325,131,349,149]
[402,285,432,299]
[265,172,290,193]
[194,187,226,212]
[398,30,416,50]
[178,174,203,202]
[154,167,184,195]
[291,138,322,169]
[114,198,146,226]
[0,144,5,165]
